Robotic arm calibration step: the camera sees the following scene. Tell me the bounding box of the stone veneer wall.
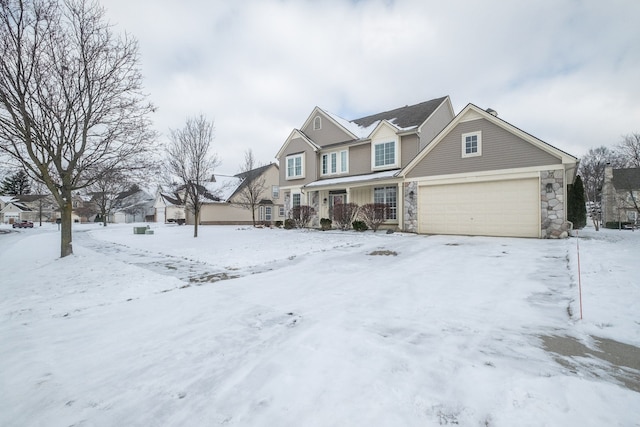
[309,191,319,228]
[540,169,572,238]
[403,181,418,233]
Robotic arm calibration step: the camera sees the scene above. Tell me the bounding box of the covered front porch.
[302,170,404,230]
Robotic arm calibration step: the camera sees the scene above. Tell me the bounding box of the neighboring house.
[154,164,283,225]
[111,188,155,223]
[275,97,578,238]
[0,193,97,224]
[601,167,640,226]
[154,189,185,224]
[199,163,283,225]
[0,194,59,224]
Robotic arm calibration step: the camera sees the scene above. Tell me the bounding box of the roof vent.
[486,108,498,117]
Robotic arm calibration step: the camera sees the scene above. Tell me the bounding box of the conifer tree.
[0,170,31,195]
[568,175,587,229]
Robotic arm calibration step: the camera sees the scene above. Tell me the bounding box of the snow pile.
[0,223,638,426]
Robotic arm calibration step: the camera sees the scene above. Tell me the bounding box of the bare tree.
[88,169,131,226]
[618,133,640,168]
[332,202,359,230]
[291,205,314,228]
[0,0,156,257]
[579,147,625,220]
[234,149,268,226]
[359,203,389,232]
[165,115,219,237]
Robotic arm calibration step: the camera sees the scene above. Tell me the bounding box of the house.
[154,189,185,224]
[0,194,58,224]
[199,164,283,225]
[601,167,640,227]
[275,97,578,238]
[0,193,98,224]
[155,164,283,225]
[111,188,155,223]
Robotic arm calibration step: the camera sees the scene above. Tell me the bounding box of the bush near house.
[291,205,314,228]
[332,202,359,230]
[605,221,636,229]
[320,218,332,231]
[284,219,295,229]
[352,220,368,231]
[359,203,390,232]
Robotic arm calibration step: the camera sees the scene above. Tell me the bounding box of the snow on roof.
[205,175,242,202]
[324,110,381,139]
[0,195,16,203]
[304,169,400,188]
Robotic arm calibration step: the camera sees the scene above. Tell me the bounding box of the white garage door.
[418,178,540,238]
[156,207,166,223]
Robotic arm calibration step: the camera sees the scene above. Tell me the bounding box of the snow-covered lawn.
[0,223,638,426]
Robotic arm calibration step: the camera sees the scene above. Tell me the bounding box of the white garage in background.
[418,176,540,238]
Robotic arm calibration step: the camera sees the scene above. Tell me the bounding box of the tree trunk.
[194,209,199,238]
[252,207,256,227]
[60,195,74,257]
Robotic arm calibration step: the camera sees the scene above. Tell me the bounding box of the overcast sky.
[104,0,639,175]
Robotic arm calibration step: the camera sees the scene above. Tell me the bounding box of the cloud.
[104,0,640,172]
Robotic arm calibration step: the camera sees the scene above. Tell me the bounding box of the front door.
[329,193,345,220]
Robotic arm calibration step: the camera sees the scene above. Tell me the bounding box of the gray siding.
[278,137,318,186]
[348,143,372,176]
[407,119,561,178]
[302,112,354,147]
[419,102,454,150]
[401,134,420,167]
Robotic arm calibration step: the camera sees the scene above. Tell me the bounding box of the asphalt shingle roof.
[351,96,448,129]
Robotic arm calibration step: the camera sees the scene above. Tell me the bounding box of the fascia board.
[302,107,360,141]
[417,96,454,134]
[275,129,320,159]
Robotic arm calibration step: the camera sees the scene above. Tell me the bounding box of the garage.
[418,178,540,238]
[156,207,165,223]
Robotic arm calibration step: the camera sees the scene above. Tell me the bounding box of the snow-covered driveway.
[0,224,638,426]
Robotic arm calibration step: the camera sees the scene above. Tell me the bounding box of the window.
[292,193,301,208]
[286,154,304,179]
[272,185,279,199]
[321,149,348,176]
[628,211,638,223]
[340,151,348,173]
[374,186,397,220]
[279,206,285,217]
[265,206,272,221]
[313,116,322,130]
[374,141,396,168]
[462,131,482,158]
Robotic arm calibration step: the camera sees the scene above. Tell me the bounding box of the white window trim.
[272,185,280,199]
[292,192,302,208]
[371,140,399,170]
[462,131,482,158]
[321,149,349,176]
[340,150,348,173]
[313,116,322,130]
[286,153,305,180]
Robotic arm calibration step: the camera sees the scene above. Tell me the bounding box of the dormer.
[369,121,400,171]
